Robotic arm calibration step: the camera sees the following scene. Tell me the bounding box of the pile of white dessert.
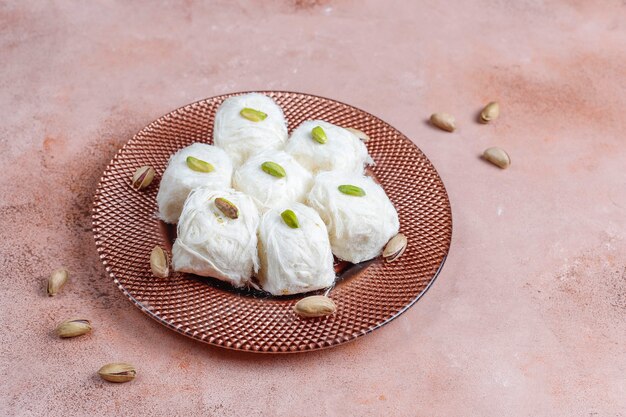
[155,93,400,296]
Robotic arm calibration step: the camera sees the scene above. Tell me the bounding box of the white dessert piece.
[307,171,399,263]
[284,120,373,174]
[232,150,313,211]
[257,203,335,295]
[213,93,288,166]
[172,187,260,287]
[156,143,233,224]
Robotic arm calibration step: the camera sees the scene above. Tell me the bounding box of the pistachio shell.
[480,101,500,123]
[294,296,336,318]
[280,209,299,229]
[98,363,136,383]
[483,147,511,169]
[150,246,169,278]
[131,166,155,190]
[240,107,268,122]
[383,233,407,263]
[345,127,370,142]
[215,197,239,219]
[430,112,456,132]
[56,319,92,338]
[261,161,286,178]
[47,268,69,297]
[186,156,214,173]
[311,126,328,144]
[338,184,366,197]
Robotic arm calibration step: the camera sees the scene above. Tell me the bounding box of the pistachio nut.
[383,233,407,263]
[56,318,92,338]
[338,184,366,197]
[261,161,286,178]
[281,209,299,229]
[311,126,328,144]
[345,127,370,142]
[480,101,500,123]
[483,147,511,169]
[240,107,268,122]
[294,295,337,318]
[47,268,69,297]
[430,112,456,132]
[215,197,239,219]
[150,246,169,278]
[98,363,136,383]
[131,166,155,190]
[186,156,214,173]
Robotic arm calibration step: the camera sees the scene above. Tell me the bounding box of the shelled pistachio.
[294,295,336,318]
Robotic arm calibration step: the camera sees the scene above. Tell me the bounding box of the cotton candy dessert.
[172,187,260,288]
[156,143,233,223]
[257,203,335,296]
[232,150,313,211]
[307,171,399,264]
[213,93,288,166]
[285,120,373,174]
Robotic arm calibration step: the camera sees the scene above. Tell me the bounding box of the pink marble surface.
[1,1,625,416]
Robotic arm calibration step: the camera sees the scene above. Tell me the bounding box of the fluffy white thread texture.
[232,150,313,212]
[172,187,260,287]
[156,143,233,224]
[285,120,373,174]
[163,95,399,294]
[213,93,288,166]
[307,171,399,264]
[257,203,335,295]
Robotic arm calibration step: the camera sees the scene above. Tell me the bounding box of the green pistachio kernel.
[240,107,268,122]
[261,161,286,178]
[186,156,214,173]
[338,184,366,197]
[281,209,299,229]
[311,126,327,144]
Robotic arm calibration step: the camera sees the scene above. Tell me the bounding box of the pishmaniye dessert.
[151,93,403,304]
[307,171,399,264]
[172,187,260,288]
[285,120,372,174]
[213,93,288,166]
[257,203,335,296]
[156,143,233,223]
[232,150,313,211]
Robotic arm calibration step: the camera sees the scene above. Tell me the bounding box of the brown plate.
[92,91,452,353]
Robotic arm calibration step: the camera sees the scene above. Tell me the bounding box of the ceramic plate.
[92,91,452,353]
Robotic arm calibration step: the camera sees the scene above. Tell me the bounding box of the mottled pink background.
[1,1,625,416]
